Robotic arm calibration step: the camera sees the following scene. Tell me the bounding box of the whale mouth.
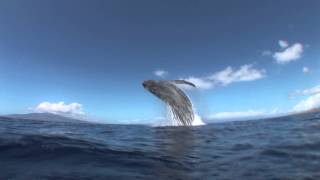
[142,80,151,89]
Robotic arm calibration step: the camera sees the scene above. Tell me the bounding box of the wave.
[0,134,192,179]
[1,114,320,179]
[0,135,146,159]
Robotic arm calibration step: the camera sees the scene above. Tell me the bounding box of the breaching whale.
[142,80,196,126]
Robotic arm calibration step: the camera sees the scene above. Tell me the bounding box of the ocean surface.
[1,114,320,180]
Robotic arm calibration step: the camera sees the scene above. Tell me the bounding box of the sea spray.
[166,105,205,126]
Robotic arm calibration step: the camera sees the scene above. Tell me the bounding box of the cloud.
[293,93,320,112]
[278,40,289,48]
[302,66,309,73]
[210,110,265,119]
[209,108,284,121]
[208,64,266,86]
[154,70,168,78]
[34,101,85,116]
[290,84,320,112]
[291,85,320,97]
[273,42,304,64]
[181,64,265,90]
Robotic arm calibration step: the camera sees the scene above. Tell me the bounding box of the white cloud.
[182,64,265,90]
[279,40,289,48]
[290,84,320,112]
[208,64,266,86]
[302,66,309,73]
[209,108,284,122]
[293,93,320,112]
[34,101,85,116]
[210,110,265,119]
[154,70,168,78]
[273,43,304,64]
[292,85,320,97]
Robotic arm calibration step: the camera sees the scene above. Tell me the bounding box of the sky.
[0,0,320,124]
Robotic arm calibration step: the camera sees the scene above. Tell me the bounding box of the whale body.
[142,80,196,126]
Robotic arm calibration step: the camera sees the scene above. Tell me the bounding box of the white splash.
[192,113,206,126]
[163,105,205,126]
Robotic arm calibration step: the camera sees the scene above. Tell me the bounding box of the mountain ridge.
[0,113,88,123]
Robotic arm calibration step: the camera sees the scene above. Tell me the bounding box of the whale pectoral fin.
[172,80,196,88]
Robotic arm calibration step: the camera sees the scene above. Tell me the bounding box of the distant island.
[1,108,320,125]
[0,113,88,123]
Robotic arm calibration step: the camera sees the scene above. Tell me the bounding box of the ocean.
[1,114,320,179]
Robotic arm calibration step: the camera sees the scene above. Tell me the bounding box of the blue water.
[1,114,320,179]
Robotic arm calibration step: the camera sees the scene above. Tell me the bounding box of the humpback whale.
[142,80,196,126]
